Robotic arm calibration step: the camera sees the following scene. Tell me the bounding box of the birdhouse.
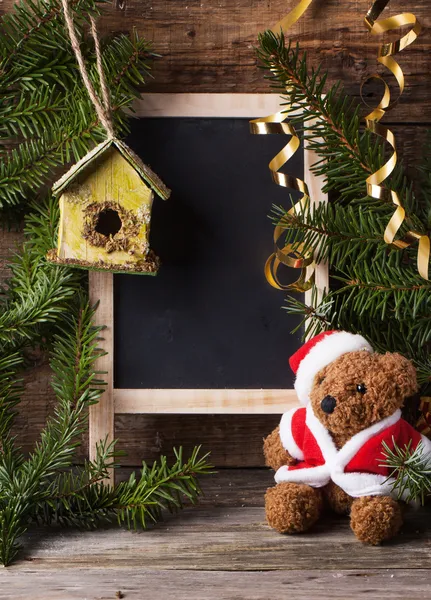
[47,138,170,274]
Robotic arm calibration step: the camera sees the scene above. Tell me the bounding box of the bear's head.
[309,350,418,445]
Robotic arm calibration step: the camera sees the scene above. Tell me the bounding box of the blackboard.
[114,118,304,390]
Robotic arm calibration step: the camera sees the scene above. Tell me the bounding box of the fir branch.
[0,1,155,208]
[0,0,102,90]
[0,0,215,570]
[0,299,104,565]
[0,352,23,441]
[283,288,334,339]
[381,439,431,505]
[332,256,431,323]
[271,200,390,270]
[114,446,213,529]
[416,129,431,228]
[0,268,76,345]
[0,198,80,351]
[0,88,64,142]
[37,446,213,530]
[257,31,421,223]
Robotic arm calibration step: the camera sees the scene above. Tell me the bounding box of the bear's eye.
[356,383,367,394]
[317,376,325,385]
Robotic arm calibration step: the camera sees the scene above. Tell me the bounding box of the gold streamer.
[363,1,429,280]
[251,0,315,292]
[271,0,313,34]
[250,107,314,292]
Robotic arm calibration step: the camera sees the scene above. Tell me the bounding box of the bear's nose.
[321,395,337,414]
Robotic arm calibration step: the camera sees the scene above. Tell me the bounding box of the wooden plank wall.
[2,0,430,467]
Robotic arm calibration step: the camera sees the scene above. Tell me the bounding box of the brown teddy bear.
[264,330,431,545]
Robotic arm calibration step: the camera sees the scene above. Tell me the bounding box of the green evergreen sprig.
[381,439,431,505]
[0,196,80,356]
[0,299,104,565]
[0,0,154,208]
[37,445,213,530]
[282,286,335,339]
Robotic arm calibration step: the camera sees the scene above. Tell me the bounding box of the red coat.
[276,406,431,499]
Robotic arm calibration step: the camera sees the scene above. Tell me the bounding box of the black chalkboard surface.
[114,118,303,389]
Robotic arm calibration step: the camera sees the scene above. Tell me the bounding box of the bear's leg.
[350,496,403,545]
[265,482,323,534]
[323,481,353,515]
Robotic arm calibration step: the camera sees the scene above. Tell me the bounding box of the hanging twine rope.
[60,0,115,139]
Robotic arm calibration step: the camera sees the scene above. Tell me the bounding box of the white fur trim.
[331,472,399,499]
[295,332,373,405]
[279,408,304,461]
[306,406,402,498]
[305,404,339,464]
[275,405,404,498]
[333,409,401,469]
[275,464,330,488]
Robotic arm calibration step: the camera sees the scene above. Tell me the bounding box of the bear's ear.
[378,352,418,398]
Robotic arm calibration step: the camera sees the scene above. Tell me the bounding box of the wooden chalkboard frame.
[88,94,328,475]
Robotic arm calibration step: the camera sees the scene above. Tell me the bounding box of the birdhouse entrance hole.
[95,209,122,237]
[83,201,141,254]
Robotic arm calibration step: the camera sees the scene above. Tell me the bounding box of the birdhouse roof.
[52,138,171,200]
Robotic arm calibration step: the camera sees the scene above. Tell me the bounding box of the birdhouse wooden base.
[46,248,160,275]
[47,138,170,275]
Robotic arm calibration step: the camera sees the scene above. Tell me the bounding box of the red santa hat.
[290,330,373,405]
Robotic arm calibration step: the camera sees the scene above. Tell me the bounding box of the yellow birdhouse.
[47,138,171,274]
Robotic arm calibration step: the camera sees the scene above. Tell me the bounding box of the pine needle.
[381,439,431,505]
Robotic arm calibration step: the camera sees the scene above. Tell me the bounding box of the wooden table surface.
[1,469,430,600]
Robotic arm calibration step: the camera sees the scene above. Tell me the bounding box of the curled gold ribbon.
[271,0,313,34]
[251,0,315,292]
[363,1,429,280]
[250,110,314,292]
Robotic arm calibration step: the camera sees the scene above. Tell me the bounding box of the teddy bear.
[263,330,431,545]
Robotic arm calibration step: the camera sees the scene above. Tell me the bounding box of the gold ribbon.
[363,1,429,280]
[271,0,313,34]
[250,108,314,292]
[251,0,315,292]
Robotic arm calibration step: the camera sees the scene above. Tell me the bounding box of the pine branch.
[332,258,431,323]
[0,0,102,91]
[0,201,213,565]
[283,288,334,339]
[0,268,77,345]
[114,446,213,529]
[0,197,80,353]
[271,200,390,270]
[0,88,64,142]
[0,300,104,565]
[416,129,431,228]
[37,446,213,530]
[257,30,422,224]
[381,439,431,505]
[0,1,155,208]
[0,353,23,441]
